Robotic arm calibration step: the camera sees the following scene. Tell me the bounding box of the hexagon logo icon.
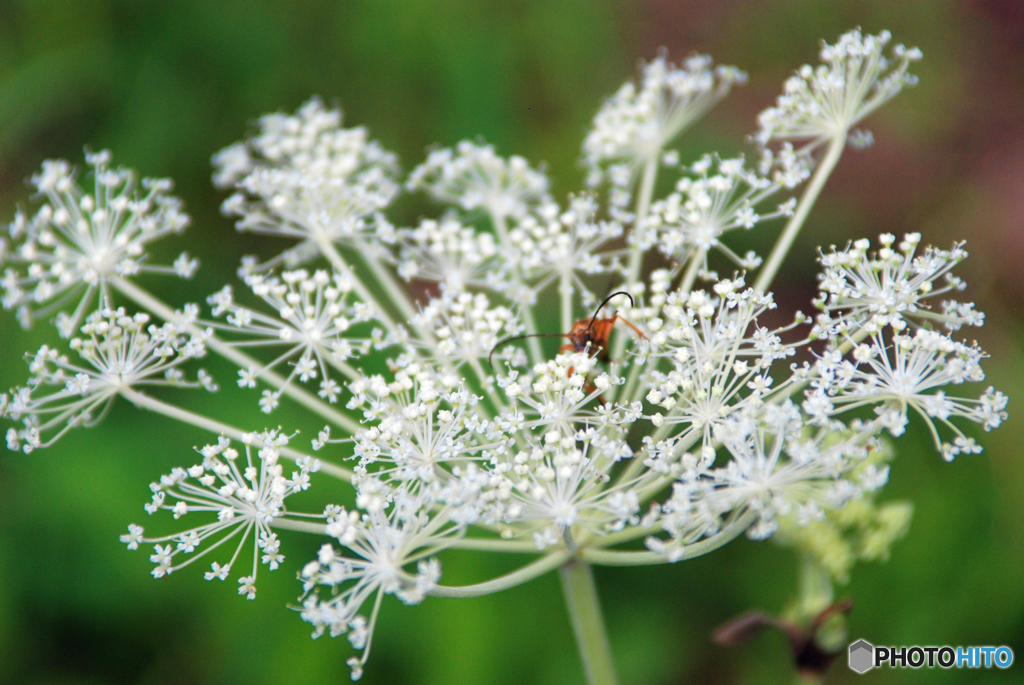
[848,639,875,674]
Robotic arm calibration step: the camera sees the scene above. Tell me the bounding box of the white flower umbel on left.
[1,150,195,337]
[122,431,321,596]
[2,307,213,453]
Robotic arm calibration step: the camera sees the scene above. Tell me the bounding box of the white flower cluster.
[299,494,445,680]
[755,29,922,151]
[644,154,801,272]
[122,431,320,597]
[813,232,983,336]
[207,268,384,412]
[584,53,746,174]
[1,28,1008,683]
[214,97,400,270]
[407,140,551,222]
[2,307,213,452]
[1,150,194,336]
[802,328,1006,461]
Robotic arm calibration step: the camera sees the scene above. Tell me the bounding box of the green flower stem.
[269,518,329,535]
[612,156,659,358]
[429,551,570,598]
[443,538,547,553]
[752,133,847,294]
[560,559,619,685]
[314,237,404,339]
[495,212,544,366]
[118,387,353,481]
[678,247,706,295]
[561,268,575,335]
[357,245,422,326]
[583,509,758,565]
[112,277,362,434]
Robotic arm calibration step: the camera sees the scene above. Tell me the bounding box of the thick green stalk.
[560,560,619,685]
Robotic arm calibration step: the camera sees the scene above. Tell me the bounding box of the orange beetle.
[488,291,647,372]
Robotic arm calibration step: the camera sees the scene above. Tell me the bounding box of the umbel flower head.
[813,232,984,336]
[214,97,400,270]
[122,431,321,597]
[803,328,1007,461]
[755,29,922,151]
[299,487,449,681]
[2,306,214,453]
[644,154,801,272]
[1,150,195,337]
[584,52,746,176]
[206,267,385,412]
[0,25,1006,685]
[407,140,552,223]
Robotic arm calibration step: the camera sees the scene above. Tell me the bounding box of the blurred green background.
[1,1,1022,683]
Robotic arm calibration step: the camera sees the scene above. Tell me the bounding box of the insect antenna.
[487,333,569,368]
[587,291,634,335]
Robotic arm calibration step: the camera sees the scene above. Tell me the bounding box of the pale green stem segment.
[495,212,543,366]
[612,155,659,365]
[560,560,619,685]
[270,518,328,535]
[443,537,545,553]
[581,510,757,566]
[678,247,706,295]
[561,269,574,338]
[752,134,847,294]
[429,551,569,598]
[118,386,353,481]
[606,155,660,405]
[111,277,361,435]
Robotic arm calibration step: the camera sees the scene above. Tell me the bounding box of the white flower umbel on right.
[813,232,984,336]
[805,329,1007,460]
[755,29,922,152]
